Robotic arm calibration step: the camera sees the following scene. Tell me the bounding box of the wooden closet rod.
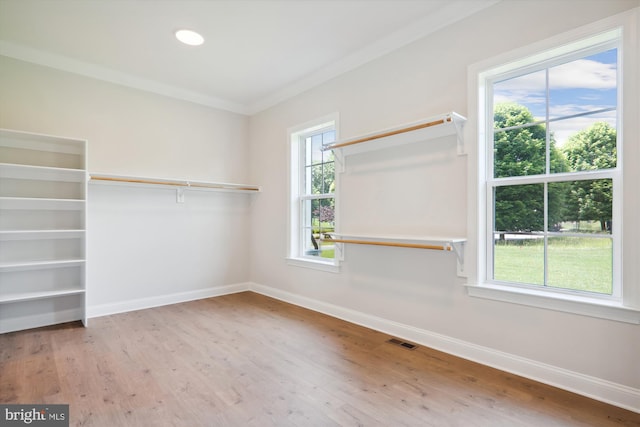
[90,175,260,191]
[187,182,259,191]
[91,176,183,186]
[326,238,452,251]
[325,116,452,150]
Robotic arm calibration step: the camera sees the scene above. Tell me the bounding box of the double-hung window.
[487,36,620,297]
[470,13,640,323]
[288,116,338,270]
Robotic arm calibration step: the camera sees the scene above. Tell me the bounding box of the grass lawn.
[320,248,334,259]
[494,237,612,294]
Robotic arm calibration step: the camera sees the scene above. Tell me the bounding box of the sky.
[493,48,617,146]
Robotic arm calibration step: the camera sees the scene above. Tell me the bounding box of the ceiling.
[0,0,498,115]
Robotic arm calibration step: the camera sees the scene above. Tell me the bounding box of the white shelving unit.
[324,112,467,165]
[0,128,87,333]
[324,112,468,275]
[324,233,466,275]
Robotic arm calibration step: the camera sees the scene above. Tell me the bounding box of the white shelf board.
[0,259,85,272]
[0,230,85,240]
[0,288,85,304]
[324,112,467,157]
[0,308,84,334]
[0,128,86,155]
[0,162,86,182]
[0,197,86,210]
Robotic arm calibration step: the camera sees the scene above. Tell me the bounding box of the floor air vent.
[387,338,418,350]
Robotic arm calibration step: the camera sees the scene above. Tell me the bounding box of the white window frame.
[466,10,640,324]
[287,114,340,273]
[487,37,621,298]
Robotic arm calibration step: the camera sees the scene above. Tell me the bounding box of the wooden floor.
[1,292,638,426]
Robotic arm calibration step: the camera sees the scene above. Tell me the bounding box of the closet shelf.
[0,289,85,305]
[0,230,85,240]
[323,233,466,274]
[0,128,85,155]
[90,173,261,202]
[0,259,85,272]
[1,128,87,333]
[0,197,86,210]
[324,111,467,156]
[0,162,86,182]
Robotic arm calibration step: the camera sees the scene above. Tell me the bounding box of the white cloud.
[549,110,617,146]
[494,90,545,107]
[494,58,616,93]
[548,103,614,118]
[494,69,546,93]
[549,59,616,89]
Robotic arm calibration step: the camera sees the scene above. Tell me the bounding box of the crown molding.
[0,40,249,115]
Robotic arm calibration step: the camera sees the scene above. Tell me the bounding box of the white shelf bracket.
[450,113,466,155]
[450,241,466,277]
[334,241,345,261]
[332,148,345,173]
[176,187,185,203]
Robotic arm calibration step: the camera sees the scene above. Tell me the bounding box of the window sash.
[298,194,335,258]
[485,173,621,298]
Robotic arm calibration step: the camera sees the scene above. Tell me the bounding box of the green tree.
[493,103,568,233]
[562,122,616,231]
[311,160,335,195]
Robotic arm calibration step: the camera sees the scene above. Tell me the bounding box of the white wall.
[1,0,638,411]
[0,56,253,315]
[248,0,640,409]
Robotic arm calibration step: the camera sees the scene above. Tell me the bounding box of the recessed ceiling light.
[175,29,204,46]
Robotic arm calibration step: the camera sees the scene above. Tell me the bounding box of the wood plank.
[0,291,638,426]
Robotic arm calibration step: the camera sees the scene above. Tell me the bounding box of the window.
[288,115,338,271]
[468,12,640,324]
[488,39,620,298]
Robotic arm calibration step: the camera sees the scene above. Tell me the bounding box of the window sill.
[465,282,640,324]
[286,257,340,273]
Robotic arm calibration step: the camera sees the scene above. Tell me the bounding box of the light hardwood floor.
[1,292,638,426]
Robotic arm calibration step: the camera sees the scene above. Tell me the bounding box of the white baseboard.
[248,282,640,414]
[87,282,250,318]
